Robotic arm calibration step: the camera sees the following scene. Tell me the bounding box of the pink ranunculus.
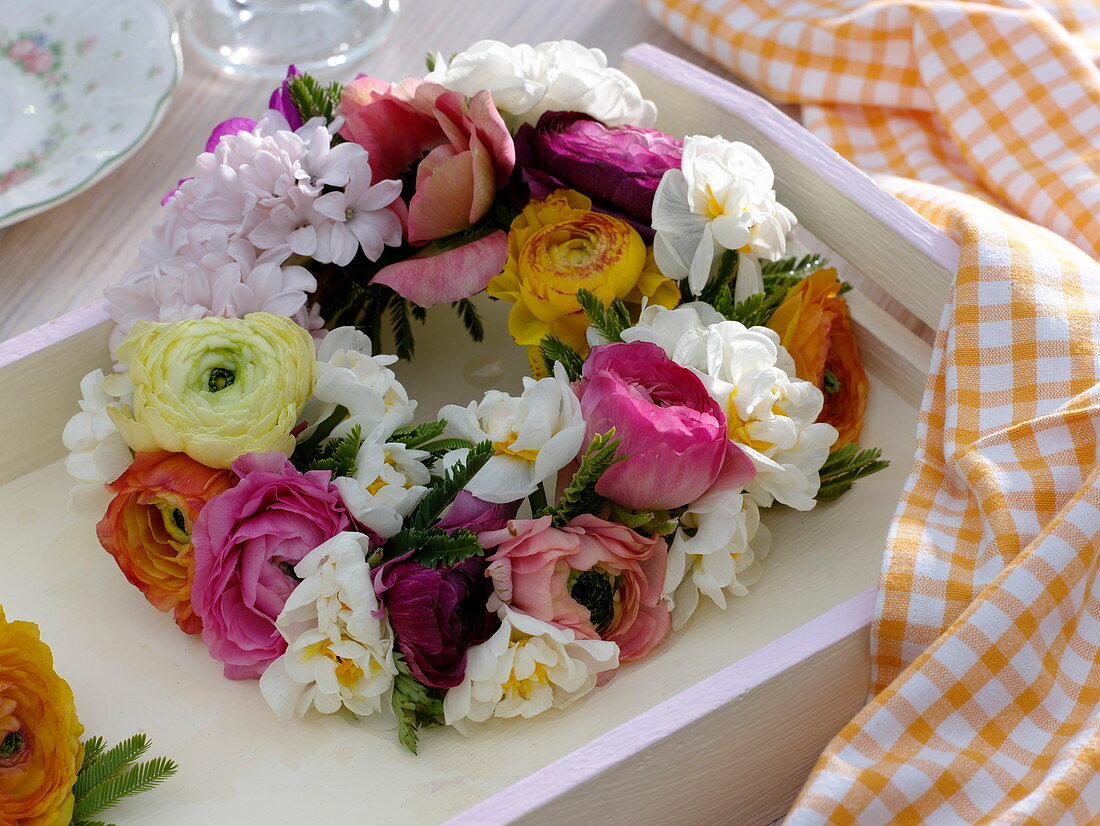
[190,452,352,679]
[575,341,756,511]
[483,514,671,663]
[339,76,515,306]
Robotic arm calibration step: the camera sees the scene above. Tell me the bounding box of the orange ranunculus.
[97,451,236,634]
[0,606,83,826]
[767,268,868,448]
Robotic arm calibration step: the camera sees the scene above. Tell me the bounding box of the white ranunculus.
[425,39,656,129]
[297,326,416,446]
[443,607,619,733]
[438,363,585,504]
[663,490,771,630]
[617,301,726,371]
[62,369,134,515]
[334,440,431,539]
[652,136,796,295]
[260,532,398,721]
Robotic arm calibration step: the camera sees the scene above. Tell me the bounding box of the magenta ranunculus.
[576,341,756,511]
[373,555,499,689]
[511,112,682,240]
[483,514,670,663]
[204,117,258,153]
[191,452,352,679]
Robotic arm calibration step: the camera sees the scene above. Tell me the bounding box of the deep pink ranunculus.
[191,452,352,679]
[339,76,515,306]
[373,555,499,689]
[576,341,756,511]
[512,112,682,240]
[483,514,670,663]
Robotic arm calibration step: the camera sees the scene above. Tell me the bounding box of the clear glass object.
[182,0,399,78]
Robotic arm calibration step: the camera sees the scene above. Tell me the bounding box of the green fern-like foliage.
[391,656,445,754]
[540,334,585,381]
[70,733,177,823]
[388,527,484,568]
[760,253,828,278]
[816,444,890,501]
[543,429,623,526]
[576,289,631,343]
[697,249,739,305]
[405,440,494,534]
[287,73,344,123]
[391,419,448,448]
[301,425,364,479]
[454,298,484,342]
[290,404,350,472]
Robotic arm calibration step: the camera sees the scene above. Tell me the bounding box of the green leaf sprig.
[576,289,630,344]
[70,733,176,825]
[541,430,623,527]
[816,444,890,501]
[539,334,584,381]
[287,73,344,123]
[391,656,445,755]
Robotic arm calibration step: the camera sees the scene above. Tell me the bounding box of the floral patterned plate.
[0,0,181,229]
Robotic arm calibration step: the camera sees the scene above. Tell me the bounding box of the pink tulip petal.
[373,230,508,307]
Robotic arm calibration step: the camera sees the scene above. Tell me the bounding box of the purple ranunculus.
[191,452,352,679]
[511,111,682,240]
[373,554,499,689]
[575,342,756,511]
[268,64,302,130]
[436,490,521,537]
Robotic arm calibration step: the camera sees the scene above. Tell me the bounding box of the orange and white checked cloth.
[641,0,1100,822]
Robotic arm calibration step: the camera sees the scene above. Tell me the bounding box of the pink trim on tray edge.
[623,43,961,277]
[446,586,877,826]
[0,299,109,369]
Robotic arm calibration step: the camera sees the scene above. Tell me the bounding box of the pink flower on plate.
[7,39,35,61]
[482,514,671,663]
[339,76,515,306]
[25,49,56,75]
[575,341,756,511]
[190,452,352,679]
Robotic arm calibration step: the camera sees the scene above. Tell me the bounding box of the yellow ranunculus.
[488,189,679,356]
[107,313,316,469]
[0,606,84,826]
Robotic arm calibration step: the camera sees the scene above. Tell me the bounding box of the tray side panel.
[0,301,112,485]
[623,44,958,330]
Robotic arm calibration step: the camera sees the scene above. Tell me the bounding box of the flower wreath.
[64,40,887,753]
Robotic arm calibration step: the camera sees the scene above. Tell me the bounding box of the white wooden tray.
[0,44,957,825]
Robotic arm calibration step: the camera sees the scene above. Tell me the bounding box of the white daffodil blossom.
[699,322,837,510]
[438,362,585,504]
[260,532,398,721]
[663,490,772,631]
[619,306,836,509]
[652,136,796,297]
[443,607,619,734]
[425,39,656,129]
[334,440,431,539]
[297,326,416,446]
[62,369,134,515]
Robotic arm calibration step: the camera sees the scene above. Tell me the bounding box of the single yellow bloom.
[489,189,679,354]
[108,313,317,468]
[0,606,84,826]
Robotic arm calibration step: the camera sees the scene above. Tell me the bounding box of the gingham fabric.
[641,1,1100,822]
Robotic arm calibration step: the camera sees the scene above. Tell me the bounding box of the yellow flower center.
[492,433,539,462]
[301,640,365,688]
[501,640,551,699]
[725,392,779,454]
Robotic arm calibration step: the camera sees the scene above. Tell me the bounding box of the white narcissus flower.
[260,532,398,720]
[652,136,796,296]
[438,363,585,504]
[425,39,656,129]
[62,369,134,515]
[334,441,431,540]
[443,608,619,733]
[663,490,771,631]
[297,327,416,446]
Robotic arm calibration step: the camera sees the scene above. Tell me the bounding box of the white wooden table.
[0,0,737,343]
